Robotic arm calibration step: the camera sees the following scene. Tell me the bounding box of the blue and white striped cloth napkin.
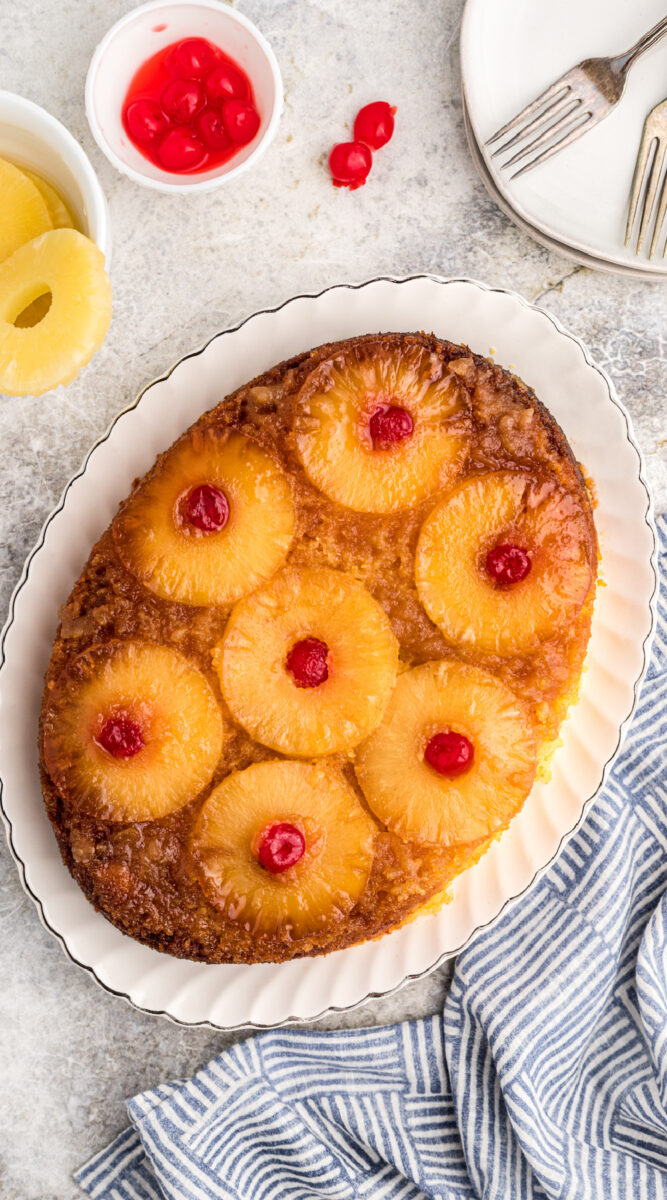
[77,515,666,1200]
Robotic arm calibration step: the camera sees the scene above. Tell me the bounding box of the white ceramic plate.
[462,0,667,277]
[462,99,666,283]
[0,276,657,1029]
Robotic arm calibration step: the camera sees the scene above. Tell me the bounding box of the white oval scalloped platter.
[0,276,657,1029]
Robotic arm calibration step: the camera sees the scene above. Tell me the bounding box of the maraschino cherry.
[196,109,231,150]
[206,62,249,104]
[98,715,145,759]
[369,404,413,448]
[354,101,396,150]
[158,128,206,171]
[424,731,474,778]
[329,141,373,190]
[222,99,260,145]
[183,483,230,532]
[165,38,218,79]
[257,822,306,873]
[161,79,205,124]
[485,543,532,586]
[125,99,169,145]
[286,638,329,688]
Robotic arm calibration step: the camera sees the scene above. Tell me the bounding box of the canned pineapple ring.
[0,157,53,263]
[0,228,112,397]
[20,168,77,231]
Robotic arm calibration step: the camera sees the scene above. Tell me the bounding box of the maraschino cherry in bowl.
[85,0,282,192]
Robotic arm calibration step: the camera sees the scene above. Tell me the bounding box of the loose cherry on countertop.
[286,638,330,688]
[424,731,474,778]
[354,101,396,150]
[329,100,396,189]
[122,37,260,174]
[183,483,230,532]
[485,543,532,587]
[369,404,413,448]
[98,715,145,759]
[257,822,306,873]
[329,141,373,190]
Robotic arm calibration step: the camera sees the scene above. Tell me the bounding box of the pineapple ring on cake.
[294,339,470,512]
[191,760,377,938]
[355,660,537,846]
[0,229,112,397]
[42,640,224,822]
[415,470,594,656]
[112,428,296,608]
[0,158,53,263]
[215,566,399,756]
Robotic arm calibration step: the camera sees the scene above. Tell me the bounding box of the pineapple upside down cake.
[39,332,597,963]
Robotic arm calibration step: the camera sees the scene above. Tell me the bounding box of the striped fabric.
[76,515,666,1200]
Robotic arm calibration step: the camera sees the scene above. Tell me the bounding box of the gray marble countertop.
[0,1,665,1196]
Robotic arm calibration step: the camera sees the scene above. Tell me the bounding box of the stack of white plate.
[461,0,667,281]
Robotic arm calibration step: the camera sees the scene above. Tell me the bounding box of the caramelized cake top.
[39,333,597,963]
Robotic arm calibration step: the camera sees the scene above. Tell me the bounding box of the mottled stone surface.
[0,1,664,1196]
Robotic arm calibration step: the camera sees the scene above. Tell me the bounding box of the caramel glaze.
[39,332,597,963]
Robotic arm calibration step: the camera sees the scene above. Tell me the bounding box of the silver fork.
[625,99,667,257]
[487,16,667,178]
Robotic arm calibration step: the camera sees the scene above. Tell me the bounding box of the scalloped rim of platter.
[0,275,657,1030]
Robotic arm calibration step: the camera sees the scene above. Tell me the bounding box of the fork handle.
[614,15,667,74]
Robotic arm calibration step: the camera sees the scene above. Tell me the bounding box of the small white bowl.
[0,90,111,265]
[85,0,283,193]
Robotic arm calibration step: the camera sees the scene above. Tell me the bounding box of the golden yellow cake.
[39,332,597,962]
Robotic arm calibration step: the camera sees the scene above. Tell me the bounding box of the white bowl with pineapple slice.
[0,90,112,397]
[0,90,110,259]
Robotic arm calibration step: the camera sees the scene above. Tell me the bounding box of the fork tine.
[637,139,666,253]
[625,123,657,247]
[485,81,571,147]
[649,176,667,257]
[490,92,578,158]
[648,152,667,257]
[502,102,585,170]
[510,111,594,179]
